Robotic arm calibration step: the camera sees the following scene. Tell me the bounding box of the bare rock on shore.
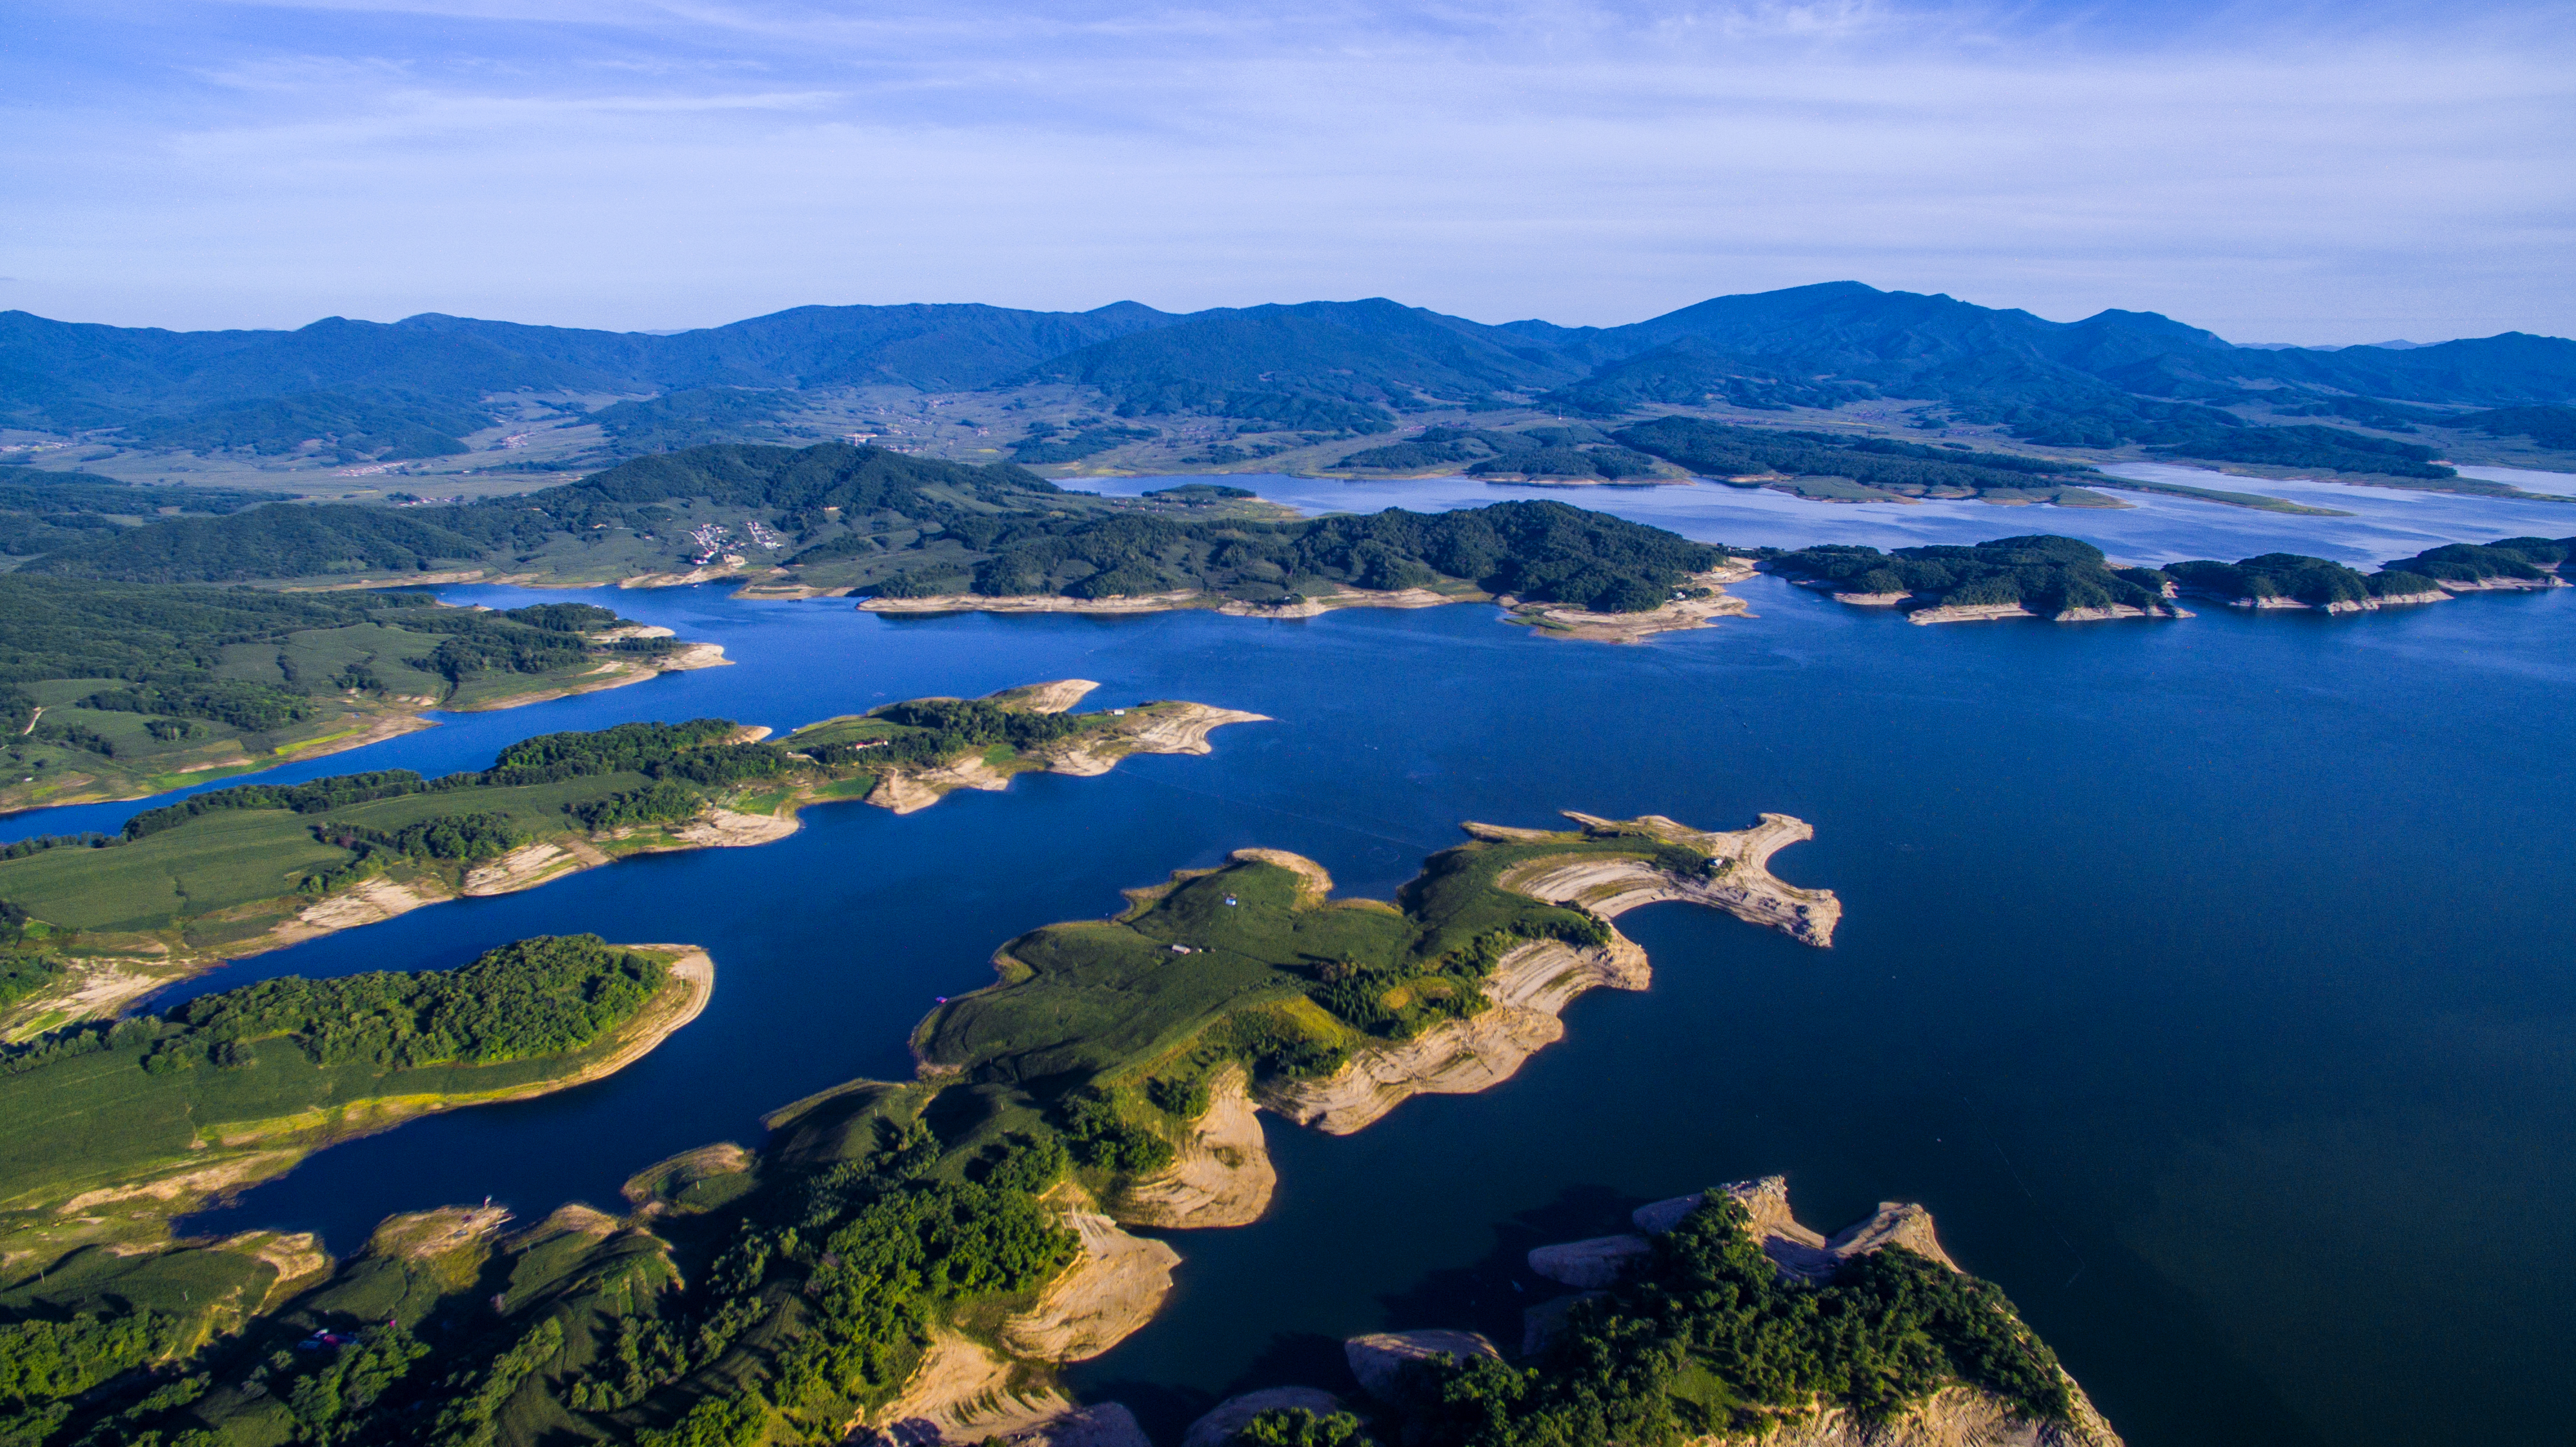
[1500,563,1756,642]
[993,1404,1151,1447]
[871,752,1014,814]
[1041,703,1272,778]
[1744,1386,2120,1447]
[1181,1388,1351,1447]
[1262,932,1647,1135]
[1527,1233,1653,1288]
[1344,1330,1502,1398]
[1000,1212,1179,1362]
[1629,1176,1955,1282]
[1117,1066,1276,1229]
[1495,811,1840,947]
[863,1331,1076,1445]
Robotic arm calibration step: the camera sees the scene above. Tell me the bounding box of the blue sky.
[4,1,2570,342]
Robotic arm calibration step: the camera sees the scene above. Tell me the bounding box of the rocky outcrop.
[1527,1233,1653,1288]
[1499,563,1756,642]
[863,1332,1080,1445]
[1040,704,1273,778]
[1733,1388,2120,1447]
[1261,931,1648,1135]
[1902,602,2186,625]
[1343,1330,1502,1397]
[1000,1212,1179,1362]
[1180,1388,1351,1447]
[1625,1175,1955,1283]
[991,1404,1151,1447]
[1116,1066,1277,1228]
[1491,811,1841,947]
[862,589,1203,615]
[1265,815,1834,1134]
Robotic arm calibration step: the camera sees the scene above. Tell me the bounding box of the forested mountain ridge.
[5,283,2571,483]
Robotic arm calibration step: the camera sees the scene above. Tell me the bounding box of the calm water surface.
[6,487,2572,1447]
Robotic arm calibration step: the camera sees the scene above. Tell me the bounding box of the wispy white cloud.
[2,0,2568,339]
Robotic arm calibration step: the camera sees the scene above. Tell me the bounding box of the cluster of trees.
[2461,405,2576,450]
[19,444,1062,585]
[0,580,663,765]
[1338,426,1663,480]
[1306,913,1609,1040]
[124,769,430,840]
[1387,1195,2070,1446]
[307,810,523,875]
[117,390,489,461]
[0,1311,182,1447]
[564,781,709,833]
[1009,419,1157,464]
[79,677,317,732]
[1054,1091,1176,1174]
[561,1138,1079,1444]
[2146,423,2455,478]
[2380,535,2572,583]
[2162,554,2441,606]
[1613,418,2099,495]
[588,389,803,452]
[2267,395,2455,431]
[476,719,768,787]
[1543,340,1871,417]
[0,468,288,558]
[143,935,664,1072]
[1768,536,2174,616]
[874,500,1727,614]
[0,578,441,685]
[101,719,783,881]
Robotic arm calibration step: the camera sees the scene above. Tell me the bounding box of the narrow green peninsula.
[0,682,1262,1035]
[1764,536,2188,624]
[0,936,709,1264]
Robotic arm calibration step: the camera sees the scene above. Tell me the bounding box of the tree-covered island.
[2160,534,2571,611]
[1761,536,2187,623]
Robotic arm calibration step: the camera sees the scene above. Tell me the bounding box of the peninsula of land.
[0,583,729,816]
[0,813,2125,1447]
[0,682,1263,1036]
[0,936,709,1266]
[1765,531,2573,625]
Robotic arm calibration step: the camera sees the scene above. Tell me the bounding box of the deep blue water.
[6,481,2573,1447]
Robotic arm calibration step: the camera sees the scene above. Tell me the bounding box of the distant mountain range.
[5,282,2571,467]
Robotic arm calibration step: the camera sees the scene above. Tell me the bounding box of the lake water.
[8,480,2575,1447]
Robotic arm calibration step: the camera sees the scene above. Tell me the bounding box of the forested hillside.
[11,283,2566,481]
[17,443,1728,612]
[0,581,687,811]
